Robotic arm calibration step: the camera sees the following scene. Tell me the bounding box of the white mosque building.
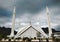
[15,23,48,38]
[7,6,52,38]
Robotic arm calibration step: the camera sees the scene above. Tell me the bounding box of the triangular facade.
[15,25,48,38]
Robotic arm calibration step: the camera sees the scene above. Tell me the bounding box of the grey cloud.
[48,7,60,25]
[0,19,9,27]
[49,0,60,6]
[52,0,60,4]
[16,0,46,14]
[55,25,60,31]
[0,7,12,18]
[0,0,60,31]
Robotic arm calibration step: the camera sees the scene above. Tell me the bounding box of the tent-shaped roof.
[15,24,48,38]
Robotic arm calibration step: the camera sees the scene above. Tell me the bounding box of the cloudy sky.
[0,0,60,31]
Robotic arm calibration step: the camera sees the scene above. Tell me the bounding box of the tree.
[51,33,55,42]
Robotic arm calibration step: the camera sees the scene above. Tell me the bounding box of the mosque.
[7,6,52,38]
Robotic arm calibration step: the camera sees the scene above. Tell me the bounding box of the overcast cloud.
[0,0,60,31]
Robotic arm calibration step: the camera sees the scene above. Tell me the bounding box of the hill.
[0,27,60,35]
[0,27,17,35]
[0,26,60,39]
[42,27,59,33]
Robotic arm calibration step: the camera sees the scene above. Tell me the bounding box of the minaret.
[46,6,52,37]
[29,21,32,26]
[10,7,16,37]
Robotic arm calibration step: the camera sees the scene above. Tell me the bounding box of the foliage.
[22,37,31,41]
[0,34,7,39]
[51,33,56,42]
[16,37,21,40]
[22,37,28,41]
[34,37,36,40]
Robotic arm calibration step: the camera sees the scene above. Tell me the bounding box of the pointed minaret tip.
[13,7,16,14]
[46,6,49,14]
